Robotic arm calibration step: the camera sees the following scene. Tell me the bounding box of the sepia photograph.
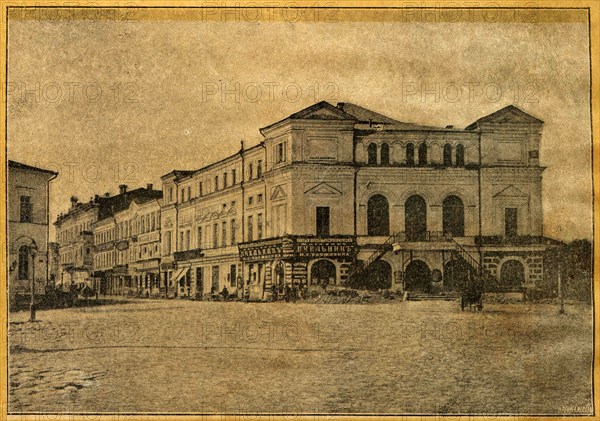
[3,3,597,417]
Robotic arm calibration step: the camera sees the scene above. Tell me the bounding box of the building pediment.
[304,182,342,196]
[466,105,543,129]
[271,185,287,201]
[493,185,529,198]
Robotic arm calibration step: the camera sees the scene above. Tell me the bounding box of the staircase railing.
[345,233,397,284]
[448,236,494,290]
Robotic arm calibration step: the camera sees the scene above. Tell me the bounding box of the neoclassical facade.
[160,101,556,299]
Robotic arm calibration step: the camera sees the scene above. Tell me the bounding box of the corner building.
[161,101,557,299]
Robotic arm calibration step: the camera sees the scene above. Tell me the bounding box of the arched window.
[418,143,428,166]
[456,144,465,167]
[443,144,452,166]
[367,194,390,236]
[18,245,30,280]
[406,143,415,166]
[380,143,390,165]
[367,143,377,165]
[405,195,427,241]
[500,260,525,289]
[442,195,465,237]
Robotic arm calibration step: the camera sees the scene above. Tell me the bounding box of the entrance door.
[363,260,392,290]
[405,195,427,241]
[211,266,220,293]
[310,260,336,287]
[405,260,432,292]
[505,208,518,237]
[444,259,470,291]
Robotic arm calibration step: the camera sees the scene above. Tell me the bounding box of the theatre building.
[161,101,558,299]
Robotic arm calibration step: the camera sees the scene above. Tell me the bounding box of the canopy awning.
[172,267,189,283]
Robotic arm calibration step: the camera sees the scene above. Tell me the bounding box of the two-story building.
[7,161,58,301]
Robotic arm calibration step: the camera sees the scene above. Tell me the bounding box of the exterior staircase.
[345,234,397,285]
[448,237,495,291]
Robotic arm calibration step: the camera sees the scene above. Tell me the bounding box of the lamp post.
[29,240,38,322]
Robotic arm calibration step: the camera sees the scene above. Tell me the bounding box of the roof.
[8,160,58,176]
[56,187,163,224]
[336,102,448,131]
[466,105,544,130]
[97,188,163,221]
[259,101,357,134]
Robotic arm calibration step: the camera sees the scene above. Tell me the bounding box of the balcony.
[392,231,451,243]
[173,248,204,262]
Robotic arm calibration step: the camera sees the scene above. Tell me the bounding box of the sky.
[6,11,592,241]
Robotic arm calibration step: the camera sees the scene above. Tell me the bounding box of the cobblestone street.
[8,299,594,415]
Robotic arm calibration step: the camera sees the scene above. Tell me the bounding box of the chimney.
[104,192,110,198]
[337,102,345,109]
[119,184,128,194]
[70,195,78,207]
[146,183,153,190]
[446,125,454,129]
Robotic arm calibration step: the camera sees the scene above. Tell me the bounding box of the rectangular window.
[169,187,173,202]
[257,194,263,203]
[223,172,228,189]
[179,231,184,251]
[232,169,236,185]
[214,175,219,191]
[257,160,263,177]
[247,216,254,242]
[181,188,185,202]
[230,219,236,245]
[276,142,287,163]
[187,186,191,201]
[199,182,203,197]
[186,229,191,250]
[213,223,218,248]
[197,226,203,249]
[505,208,518,237]
[230,264,237,287]
[248,196,254,206]
[257,213,263,239]
[221,221,227,247]
[164,231,172,255]
[248,164,253,181]
[19,196,32,223]
[316,206,330,236]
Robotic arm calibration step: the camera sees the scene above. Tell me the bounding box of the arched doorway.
[405,260,431,292]
[444,259,471,291]
[442,195,465,237]
[405,195,427,241]
[367,194,390,236]
[310,260,337,287]
[18,245,30,280]
[363,260,392,290]
[500,260,525,289]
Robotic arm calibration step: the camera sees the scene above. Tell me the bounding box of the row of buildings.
[47,101,561,300]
